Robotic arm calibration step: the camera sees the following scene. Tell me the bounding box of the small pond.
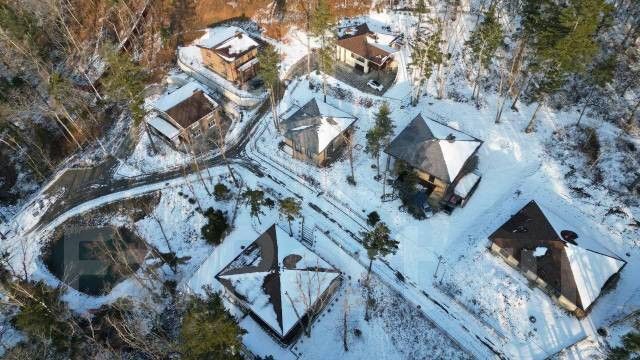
[44,226,147,296]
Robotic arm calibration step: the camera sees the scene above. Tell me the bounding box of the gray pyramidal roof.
[216,224,340,339]
[279,98,357,155]
[384,114,482,183]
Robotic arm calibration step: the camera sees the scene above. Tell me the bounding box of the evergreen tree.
[8,281,76,354]
[180,292,245,360]
[465,7,504,105]
[201,208,229,245]
[257,45,281,130]
[279,197,302,235]
[242,188,269,224]
[360,222,398,321]
[365,102,394,177]
[310,0,335,103]
[365,126,383,177]
[101,45,148,126]
[523,0,612,132]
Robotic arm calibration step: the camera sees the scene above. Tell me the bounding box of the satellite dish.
[560,230,578,244]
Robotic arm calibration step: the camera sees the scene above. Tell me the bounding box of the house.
[196,27,260,84]
[335,23,400,74]
[384,114,483,211]
[488,200,626,317]
[146,81,221,146]
[279,98,357,167]
[216,224,342,344]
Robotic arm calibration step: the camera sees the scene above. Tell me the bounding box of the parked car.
[367,80,384,91]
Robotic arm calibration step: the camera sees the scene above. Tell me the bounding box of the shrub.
[213,183,231,201]
[201,208,229,245]
[367,211,380,226]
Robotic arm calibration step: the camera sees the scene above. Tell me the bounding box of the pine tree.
[201,208,229,245]
[310,0,335,103]
[257,45,281,130]
[242,188,268,224]
[360,222,398,321]
[523,0,612,132]
[365,126,383,177]
[101,45,148,126]
[465,7,504,105]
[180,292,245,360]
[279,197,302,236]
[365,102,394,178]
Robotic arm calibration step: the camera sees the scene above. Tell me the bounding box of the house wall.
[175,108,221,144]
[489,242,581,315]
[415,169,449,202]
[336,45,370,73]
[283,130,351,168]
[200,47,258,83]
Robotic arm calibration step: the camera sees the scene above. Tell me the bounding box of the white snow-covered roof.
[195,26,259,62]
[217,224,340,340]
[489,200,626,311]
[386,115,482,183]
[153,81,217,113]
[146,116,180,140]
[195,26,245,49]
[564,243,625,309]
[453,172,481,198]
[367,35,399,54]
[280,98,357,155]
[318,117,354,153]
[538,203,627,309]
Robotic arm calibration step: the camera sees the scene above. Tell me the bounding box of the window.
[428,175,435,183]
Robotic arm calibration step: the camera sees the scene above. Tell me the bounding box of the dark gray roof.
[384,114,482,183]
[215,224,340,339]
[279,98,357,154]
[489,201,626,311]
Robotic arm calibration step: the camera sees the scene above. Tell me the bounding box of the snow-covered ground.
[3,7,639,360]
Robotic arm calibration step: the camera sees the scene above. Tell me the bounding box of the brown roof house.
[384,114,483,211]
[279,98,357,167]
[489,200,626,317]
[196,26,260,85]
[147,81,221,147]
[336,23,400,74]
[216,224,342,344]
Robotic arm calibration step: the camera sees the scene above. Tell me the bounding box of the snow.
[565,244,626,310]
[4,7,640,360]
[317,116,355,153]
[454,172,480,198]
[533,247,548,257]
[194,26,246,50]
[237,57,259,71]
[216,224,340,338]
[438,139,482,181]
[213,32,259,61]
[146,116,180,140]
[152,80,216,113]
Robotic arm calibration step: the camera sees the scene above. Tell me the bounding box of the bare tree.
[210,113,239,187]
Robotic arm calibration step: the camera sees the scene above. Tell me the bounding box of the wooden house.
[197,27,259,84]
[384,114,482,211]
[147,81,221,146]
[488,200,626,317]
[279,98,357,167]
[216,224,342,344]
